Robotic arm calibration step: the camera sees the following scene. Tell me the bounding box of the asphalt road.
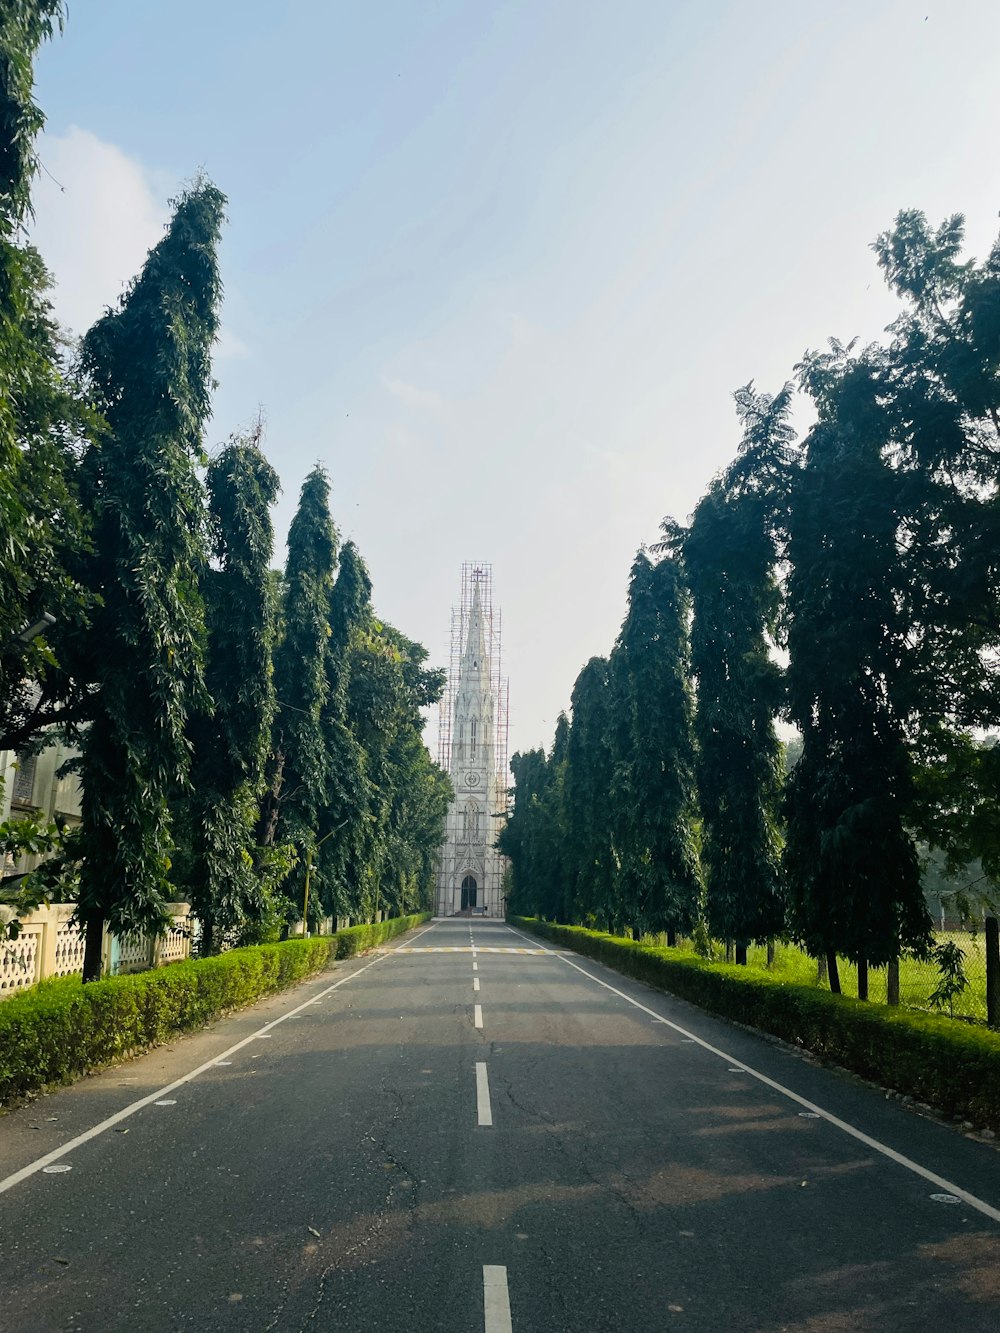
[2,917,1000,1332]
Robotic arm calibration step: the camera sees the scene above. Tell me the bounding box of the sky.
[29,0,1000,762]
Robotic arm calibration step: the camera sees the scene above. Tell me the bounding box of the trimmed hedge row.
[333,913,429,957]
[0,912,430,1106]
[511,916,1000,1132]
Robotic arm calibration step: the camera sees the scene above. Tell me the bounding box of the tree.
[264,465,338,922]
[0,2,96,757]
[607,551,701,941]
[683,385,792,958]
[343,618,447,922]
[497,747,550,918]
[564,657,616,927]
[75,181,225,980]
[783,351,931,992]
[174,430,280,953]
[375,627,450,917]
[312,540,374,922]
[871,212,1000,887]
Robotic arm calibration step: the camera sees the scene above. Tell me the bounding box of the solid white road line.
[503,923,553,953]
[0,949,391,1197]
[474,977,481,992]
[476,1062,493,1127]
[474,1004,484,1030]
[556,952,1000,1227]
[483,1265,513,1333]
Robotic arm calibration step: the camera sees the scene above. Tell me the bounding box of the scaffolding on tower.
[437,562,509,800]
[435,561,510,917]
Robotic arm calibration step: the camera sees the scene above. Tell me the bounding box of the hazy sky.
[30,1,1000,760]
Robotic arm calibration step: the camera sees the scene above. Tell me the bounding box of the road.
[2,917,1000,1331]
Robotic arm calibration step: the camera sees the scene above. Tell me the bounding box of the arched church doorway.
[461,875,478,910]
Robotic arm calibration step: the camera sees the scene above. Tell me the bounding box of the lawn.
[636,930,991,1022]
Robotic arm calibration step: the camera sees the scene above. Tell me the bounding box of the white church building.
[435,564,508,917]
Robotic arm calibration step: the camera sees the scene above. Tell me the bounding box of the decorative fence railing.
[0,903,192,998]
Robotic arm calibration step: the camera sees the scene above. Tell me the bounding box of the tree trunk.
[985,916,1000,1028]
[857,956,868,1001]
[82,912,105,983]
[254,748,285,847]
[725,940,734,963]
[631,926,641,942]
[666,927,677,948]
[766,939,776,968]
[887,956,900,1006]
[200,917,215,958]
[826,949,841,995]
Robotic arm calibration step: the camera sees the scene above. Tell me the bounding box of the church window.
[456,720,464,761]
[470,718,477,758]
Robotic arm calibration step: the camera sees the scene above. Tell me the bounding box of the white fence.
[0,904,192,998]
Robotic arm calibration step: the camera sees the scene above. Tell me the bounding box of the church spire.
[461,578,488,683]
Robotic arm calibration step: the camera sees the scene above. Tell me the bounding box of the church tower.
[436,564,508,916]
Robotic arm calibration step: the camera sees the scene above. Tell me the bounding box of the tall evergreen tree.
[564,657,616,927]
[375,627,450,918]
[267,466,337,921]
[75,181,225,980]
[175,430,280,953]
[607,551,701,941]
[682,385,792,958]
[498,747,551,918]
[871,212,1000,884]
[313,540,373,921]
[784,352,931,991]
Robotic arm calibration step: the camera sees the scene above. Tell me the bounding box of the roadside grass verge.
[0,912,429,1107]
[510,916,1000,1133]
[747,933,990,1020]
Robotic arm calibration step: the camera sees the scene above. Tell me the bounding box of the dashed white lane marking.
[555,952,1000,1226]
[474,1004,484,1030]
[474,977,481,992]
[394,946,547,954]
[473,960,478,971]
[483,1265,513,1333]
[476,1063,493,1127]
[0,947,393,1197]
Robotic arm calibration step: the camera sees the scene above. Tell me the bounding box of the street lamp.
[17,612,56,643]
[5,612,56,650]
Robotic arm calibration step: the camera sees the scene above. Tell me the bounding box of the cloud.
[29,126,170,338]
[381,375,446,412]
[214,326,251,361]
[28,127,250,365]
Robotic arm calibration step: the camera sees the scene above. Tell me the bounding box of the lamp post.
[301,820,348,936]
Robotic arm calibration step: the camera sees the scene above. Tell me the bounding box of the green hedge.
[511,916,1000,1132]
[0,912,429,1107]
[333,913,430,957]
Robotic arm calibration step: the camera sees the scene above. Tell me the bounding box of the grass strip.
[511,915,1000,1133]
[0,912,429,1106]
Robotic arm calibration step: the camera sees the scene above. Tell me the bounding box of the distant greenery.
[504,208,1000,1002]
